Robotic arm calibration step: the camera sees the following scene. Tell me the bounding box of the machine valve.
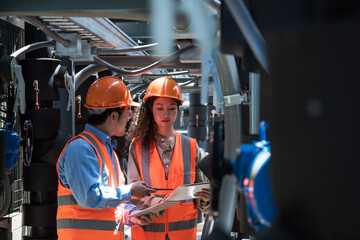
[33,80,40,110]
[211,109,216,126]
[76,95,82,119]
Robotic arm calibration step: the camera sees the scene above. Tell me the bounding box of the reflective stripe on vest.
[143,222,165,232]
[142,218,197,232]
[141,142,151,186]
[58,195,77,206]
[57,219,121,231]
[169,218,197,231]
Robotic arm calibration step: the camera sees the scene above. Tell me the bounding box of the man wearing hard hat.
[56,76,156,240]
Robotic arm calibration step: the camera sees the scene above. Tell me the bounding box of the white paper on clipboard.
[127,182,210,218]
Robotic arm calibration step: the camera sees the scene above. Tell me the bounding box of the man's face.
[112,106,132,137]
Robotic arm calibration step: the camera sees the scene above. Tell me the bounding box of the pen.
[151,188,173,191]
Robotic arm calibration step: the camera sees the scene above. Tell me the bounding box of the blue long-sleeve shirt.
[57,124,138,224]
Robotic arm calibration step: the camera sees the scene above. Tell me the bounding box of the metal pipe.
[249,72,260,134]
[146,76,197,81]
[216,54,242,161]
[205,0,221,13]
[179,86,201,92]
[74,64,104,91]
[74,50,198,91]
[73,56,201,69]
[21,16,71,47]
[92,45,197,77]
[212,174,239,236]
[94,43,158,55]
[142,78,152,84]
[180,76,200,86]
[224,0,269,73]
[205,53,242,237]
[129,83,148,95]
[10,40,54,58]
[144,70,189,77]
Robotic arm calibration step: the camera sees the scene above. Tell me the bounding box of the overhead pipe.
[20,16,71,47]
[205,0,221,13]
[10,40,54,58]
[93,43,158,55]
[75,45,197,91]
[143,70,189,77]
[130,76,200,96]
[92,45,197,77]
[249,72,260,134]
[206,53,242,238]
[223,0,269,73]
[143,76,198,82]
[74,64,105,91]
[129,84,148,95]
[179,76,201,87]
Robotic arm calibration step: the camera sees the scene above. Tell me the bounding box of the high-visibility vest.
[131,132,198,240]
[56,131,125,240]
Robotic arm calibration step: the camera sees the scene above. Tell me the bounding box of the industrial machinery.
[1,0,359,239]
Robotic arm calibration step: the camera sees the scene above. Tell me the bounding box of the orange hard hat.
[143,76,184,104]
[84,76,140,109]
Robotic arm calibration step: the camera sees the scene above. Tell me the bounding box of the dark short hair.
[88,107,123,126]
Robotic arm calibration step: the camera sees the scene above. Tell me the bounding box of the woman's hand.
[194,188,210,202]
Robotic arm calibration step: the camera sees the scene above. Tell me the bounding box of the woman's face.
[152,97,178,130]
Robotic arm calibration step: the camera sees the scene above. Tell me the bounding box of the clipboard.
[127,182,210,218]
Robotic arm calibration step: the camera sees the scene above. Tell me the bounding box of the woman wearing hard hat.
[125,76,210,240]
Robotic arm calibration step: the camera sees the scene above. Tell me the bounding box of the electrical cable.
[94,43,158,55]
[92,45,197,76]
[10,40,54,58]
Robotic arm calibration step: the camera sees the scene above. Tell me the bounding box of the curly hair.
[125,97,181,153]
[125,97,157,150]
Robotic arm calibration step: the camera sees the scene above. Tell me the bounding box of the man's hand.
[194,188,210,202]
[131,181,156,198]
[136,211,164,226]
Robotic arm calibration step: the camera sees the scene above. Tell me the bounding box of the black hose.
[92,45,197,76]
[129,83,148,95]
[10,40,55,58]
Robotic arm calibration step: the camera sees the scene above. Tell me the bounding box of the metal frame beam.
[0,0,148,17]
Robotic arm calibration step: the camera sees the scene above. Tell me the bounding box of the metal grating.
[38,16,145,50]
[0,19,21,55]
[39,16,109,47]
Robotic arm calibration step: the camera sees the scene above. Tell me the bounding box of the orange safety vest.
[131,132,198,240]
[56,131,125,240]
